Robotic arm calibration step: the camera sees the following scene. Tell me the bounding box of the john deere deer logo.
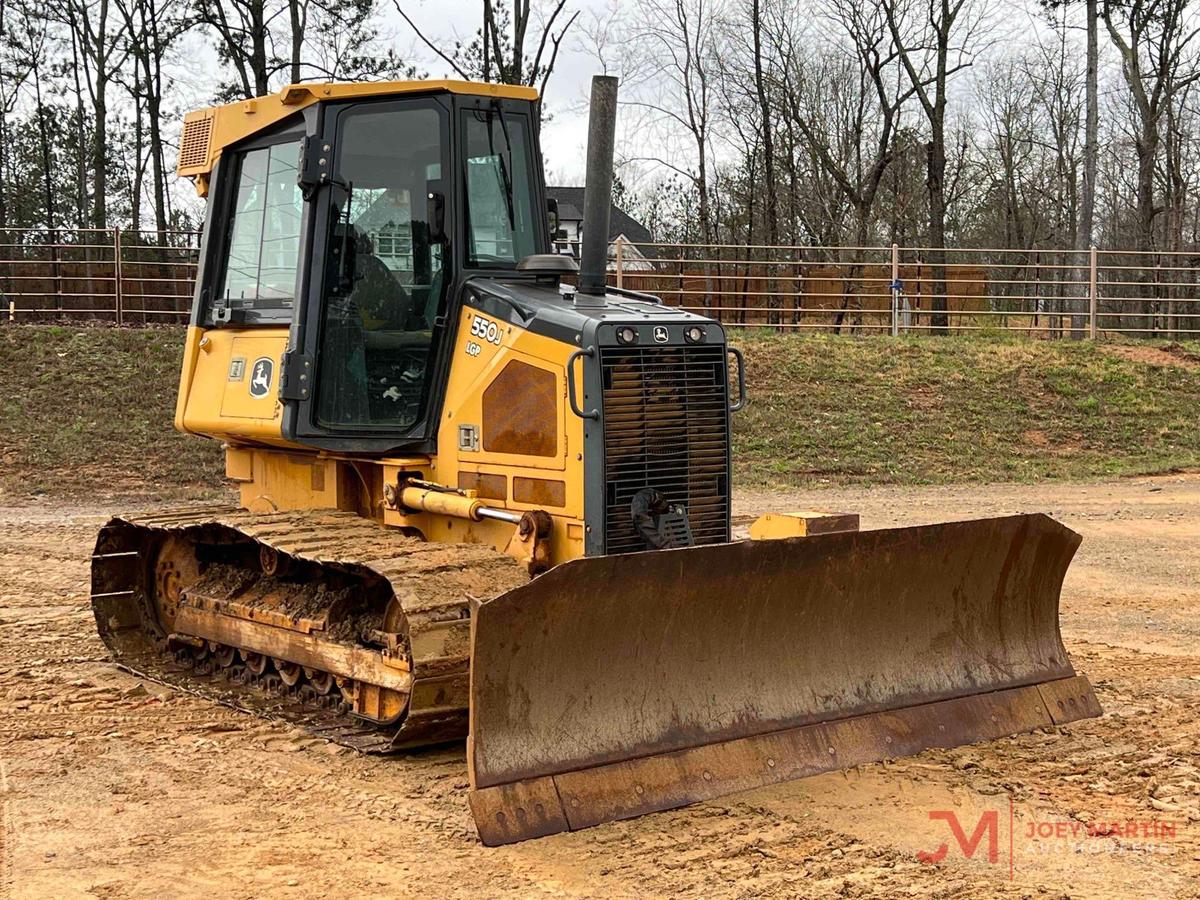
[249,357,273,398]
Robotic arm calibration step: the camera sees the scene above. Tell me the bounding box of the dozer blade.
[467,513,1101,845]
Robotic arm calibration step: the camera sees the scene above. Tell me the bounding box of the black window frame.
[275,91,552,455]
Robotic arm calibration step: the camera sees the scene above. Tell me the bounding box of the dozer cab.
[90,76,1099,845]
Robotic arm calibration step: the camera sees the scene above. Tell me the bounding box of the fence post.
[114,227,124,326]
[890,243,900,336]
[615,237,624,289]
[1088,245,1097,340]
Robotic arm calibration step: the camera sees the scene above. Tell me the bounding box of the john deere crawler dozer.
[90,75,1100,845]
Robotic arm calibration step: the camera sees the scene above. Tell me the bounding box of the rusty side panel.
[513,477,566,507]
[458,471,508,501]
[482,360,557,457]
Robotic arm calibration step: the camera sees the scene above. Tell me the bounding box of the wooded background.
[2,0,1199,334]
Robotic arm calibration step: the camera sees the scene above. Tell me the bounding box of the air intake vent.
[177,114,214,172]
[599,344,731,554]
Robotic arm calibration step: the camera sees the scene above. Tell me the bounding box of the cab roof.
[177,79,540,195]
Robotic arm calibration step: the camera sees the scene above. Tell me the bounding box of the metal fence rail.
[600,240,1200,338]
[4,228,1200,339]
[0,227,200,324]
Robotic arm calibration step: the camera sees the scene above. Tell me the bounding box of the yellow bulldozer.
[90,75,1099,845]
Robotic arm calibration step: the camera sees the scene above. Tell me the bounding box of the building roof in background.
[546,186,655,249]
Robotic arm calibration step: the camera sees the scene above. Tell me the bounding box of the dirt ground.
[2,478,1199,899]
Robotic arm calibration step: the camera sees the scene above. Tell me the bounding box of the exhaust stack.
[578,75,619,301]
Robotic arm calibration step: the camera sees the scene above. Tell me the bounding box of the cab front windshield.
[316,103,447,430]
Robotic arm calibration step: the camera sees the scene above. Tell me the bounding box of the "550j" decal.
[466,313,503,357]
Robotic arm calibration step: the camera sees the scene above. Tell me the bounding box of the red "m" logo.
[918,810,1000,864]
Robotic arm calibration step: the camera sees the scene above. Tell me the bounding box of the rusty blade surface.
[469,676,1100,845]
[468,513,1082,790]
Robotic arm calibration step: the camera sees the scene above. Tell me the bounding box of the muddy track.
[91,507,528,752]
[1,478,1199,898]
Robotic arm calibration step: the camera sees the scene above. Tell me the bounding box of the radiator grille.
[599,344,731,554]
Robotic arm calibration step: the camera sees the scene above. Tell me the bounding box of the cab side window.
[218,141,304,312]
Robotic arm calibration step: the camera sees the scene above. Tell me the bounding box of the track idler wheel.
[305,669,334,695]
[211,643,236,668]
[259,545,293,578]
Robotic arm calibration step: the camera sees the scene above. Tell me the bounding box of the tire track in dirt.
[1,758,14,900]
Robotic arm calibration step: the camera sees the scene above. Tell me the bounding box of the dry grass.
[732,330,1200,486]
[0,325,225,502]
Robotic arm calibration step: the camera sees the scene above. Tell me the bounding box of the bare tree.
[49,0,133,228]
[394,0,579,97]
[0,0,36,228]
[195,0,273,98]
[780,1,931,249]
[576,0,621,74]
[197,0,416,101]
[1102,0,1200,252]
[879,0,984,329]
[115,0,191,239]
[620,0,722,253]
[1040,0,1100,334]
[3,0,63,311]
[1078,0,1100,335]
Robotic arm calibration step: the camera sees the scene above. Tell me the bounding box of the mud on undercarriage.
[90,506,529,752]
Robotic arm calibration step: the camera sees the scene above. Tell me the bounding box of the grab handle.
[727,346,747,412]
[567,347,600,420]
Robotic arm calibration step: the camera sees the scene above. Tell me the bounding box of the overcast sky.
[391,0,600,183]
[381,0,603,184]
[159,0,604,190]
[146,0,1099,217]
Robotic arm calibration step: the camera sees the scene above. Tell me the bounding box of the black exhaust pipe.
[578,75,619,300]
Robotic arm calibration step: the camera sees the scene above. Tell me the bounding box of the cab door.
[282,94,454,453]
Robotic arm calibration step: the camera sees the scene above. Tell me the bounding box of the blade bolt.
[766,758,775,768]
[635,784,644,795]
[702,770,712,781]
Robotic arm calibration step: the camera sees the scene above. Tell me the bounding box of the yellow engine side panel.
[176,325,299,448]
[386,305,587,564]
[176,312,587,564]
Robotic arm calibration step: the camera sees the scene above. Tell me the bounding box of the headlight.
[684,325,706,344]
[616,326,638,345]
